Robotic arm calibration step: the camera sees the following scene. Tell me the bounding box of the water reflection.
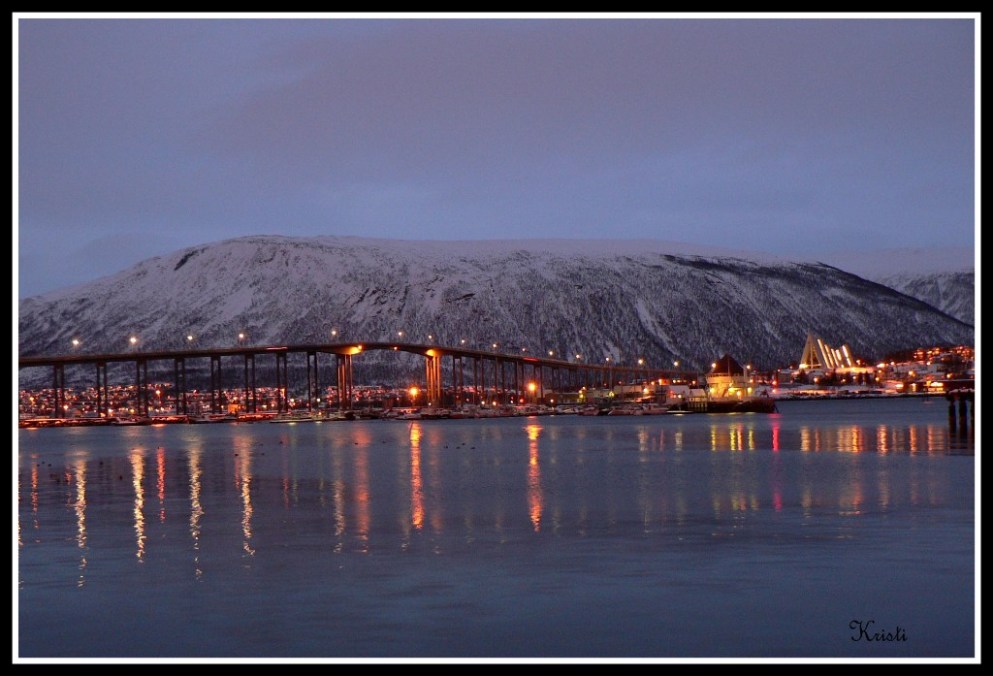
[409,423,424,531]
[16,406,973,570]
[332,449,345,552]
[73,457,87,587]
[130,448,145,561]
[235,449,255,556]
[786,422,964,455]
[156,447,167,523]
[30,460,39,531]
[354,441,370,551]
[526,423,543,532]
[188,446,203,580]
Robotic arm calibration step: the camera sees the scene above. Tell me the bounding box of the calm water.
[16,398,975,659]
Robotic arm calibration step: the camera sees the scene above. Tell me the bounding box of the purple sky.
[16,15,976,298]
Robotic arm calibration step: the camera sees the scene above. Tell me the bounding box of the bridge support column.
[135,359,149,417]
[498,358,506,405]
[336,354,352,410]
[174,357,187,415]
[306,351,318,412]
[452,355,464,407]
[209,355,221,414]
[243,353,257,414]
[274,352,288,413]
[53,364,66,417]
[425,354,442,407]
[472,357,480,405]
[95,362,108,418]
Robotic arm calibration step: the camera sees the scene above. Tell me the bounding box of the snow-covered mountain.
[818,247,975,325]
[18,236,974,374]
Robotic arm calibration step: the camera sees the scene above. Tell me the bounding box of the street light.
[527,381,537,404]
[409,386,419,407]
[71,338,80,349]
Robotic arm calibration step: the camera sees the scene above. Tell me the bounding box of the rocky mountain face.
[868,272,974,326]
[18,236,974,383]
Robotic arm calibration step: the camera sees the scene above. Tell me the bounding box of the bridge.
[18,341,693,418]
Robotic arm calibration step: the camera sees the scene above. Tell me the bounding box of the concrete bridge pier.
[336,353,353,410]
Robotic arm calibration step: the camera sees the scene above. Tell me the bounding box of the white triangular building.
[799,332,855,371]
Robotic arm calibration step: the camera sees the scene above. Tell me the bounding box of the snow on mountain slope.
[817,247,975,325]
[18,236,974,373]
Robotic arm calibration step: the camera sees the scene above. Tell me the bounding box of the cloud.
[16,17,976,296]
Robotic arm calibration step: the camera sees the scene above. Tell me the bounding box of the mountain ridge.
[18,235,973,372]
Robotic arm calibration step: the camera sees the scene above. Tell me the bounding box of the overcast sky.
[15,14,977,298]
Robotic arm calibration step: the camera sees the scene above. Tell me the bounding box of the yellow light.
[409,386,419,398]
[527,382,537,393]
